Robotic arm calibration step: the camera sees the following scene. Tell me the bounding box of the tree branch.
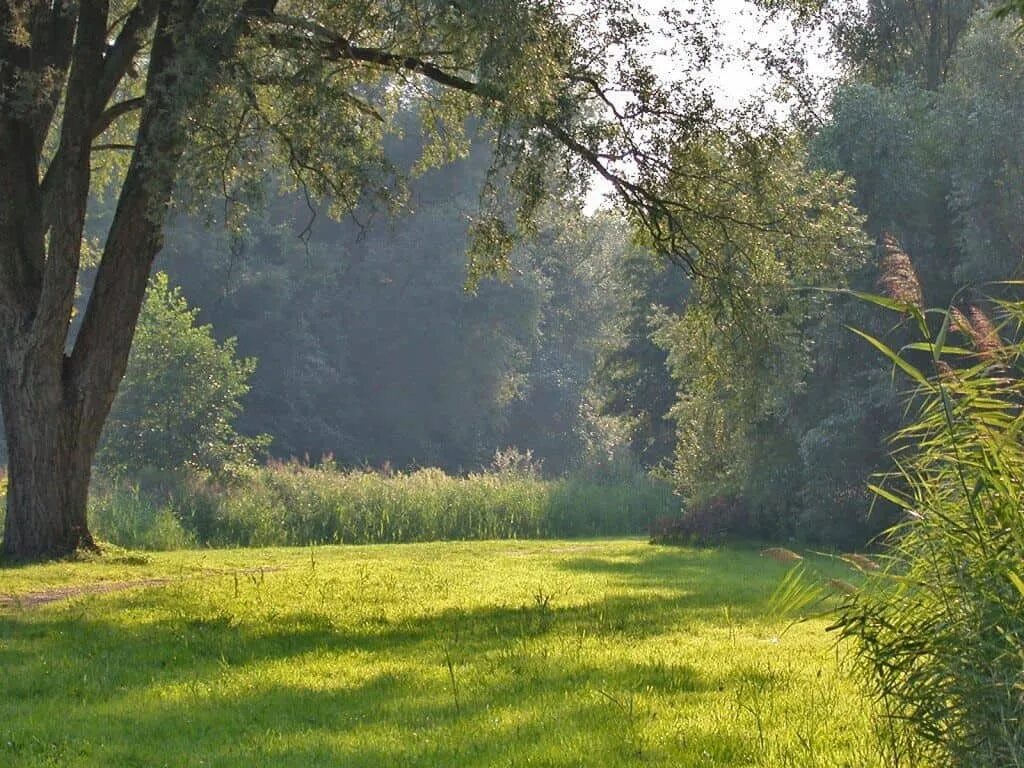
[92,97,146,138]
[32,0,111,357]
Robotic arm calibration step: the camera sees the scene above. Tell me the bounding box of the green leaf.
[845,290,917,315]
[1008,571,1024,600]
[868,483,912,510]
[933,309,951,363]
[902,342,974,356]
[847,327,933,389]
[768,564,827,621]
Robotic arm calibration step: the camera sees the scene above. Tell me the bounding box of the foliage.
[156,144,629,473]
[97,273,268,478]
[86,463,676,550]
[629,7,1024,548]
[649,495,752,548]
[829,286,1024,765]
[0,540,886,767]
[994,0,1024,26]
[488,447,544,480]
[594,248,689,469]
[648,134,867,538]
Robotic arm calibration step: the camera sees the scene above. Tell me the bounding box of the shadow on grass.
[0,547,799,767]
[0,604,754,767]
[557,546,793,616]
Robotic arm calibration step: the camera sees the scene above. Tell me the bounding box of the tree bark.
[0,0,264,559]
[1,350,97,559]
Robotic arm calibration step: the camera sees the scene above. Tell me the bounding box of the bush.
[649,494,749,547]
[98,273,267,478]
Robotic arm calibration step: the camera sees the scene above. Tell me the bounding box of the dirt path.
[0,566,285,609]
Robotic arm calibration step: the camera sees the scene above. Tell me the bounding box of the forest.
[3,0,1024,765]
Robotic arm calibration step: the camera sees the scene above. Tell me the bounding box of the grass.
[0,540,882,767]
[85,464,677,550]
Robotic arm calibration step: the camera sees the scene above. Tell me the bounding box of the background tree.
[97,273,266,478]
[649,133,867,541]
[594,248,688,470]
[152,122,632,473]
[652,1,1024,544]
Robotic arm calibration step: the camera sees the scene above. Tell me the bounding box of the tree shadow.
[557,546,794,618]
[0,543,831,767]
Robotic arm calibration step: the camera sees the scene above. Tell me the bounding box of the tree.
[594,247,688,469]
[764,0,984,89]
[154,125,629,473]
[648,133,866,538]
[98,273,265,478]
[0,0,728,558]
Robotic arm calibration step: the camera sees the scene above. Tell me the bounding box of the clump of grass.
[87,462,676,550]
[827,244,1024,765]
[88,484,194,551]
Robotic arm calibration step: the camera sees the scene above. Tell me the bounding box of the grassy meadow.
[0,540,882,767]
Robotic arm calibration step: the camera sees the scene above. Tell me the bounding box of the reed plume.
[841,553,880,572]
[876,232,924,310]
[950,305,1003,360]
[761,547,803,564]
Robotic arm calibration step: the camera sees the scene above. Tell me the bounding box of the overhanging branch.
[255,12,701,272]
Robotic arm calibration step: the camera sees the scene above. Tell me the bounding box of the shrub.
[98,273,267,479]
[650,495,749,547]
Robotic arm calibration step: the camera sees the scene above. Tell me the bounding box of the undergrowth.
[85,463,676,550]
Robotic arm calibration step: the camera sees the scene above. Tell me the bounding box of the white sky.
[584,0,836,210]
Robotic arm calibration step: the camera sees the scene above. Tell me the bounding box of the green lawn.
[0,540,881,767]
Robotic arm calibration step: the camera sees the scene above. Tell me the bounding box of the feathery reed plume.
[876,232,924,310]
[828,578,859,596]
[842,553,880,572]
[761,547,803,564]
[950,306,971,337]
[966,306,1002,359]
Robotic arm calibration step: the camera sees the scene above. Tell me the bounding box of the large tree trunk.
[0,2,196,560]
[0,0,273,559]
[1,351,98,558]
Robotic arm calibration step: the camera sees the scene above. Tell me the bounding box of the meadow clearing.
[0,540,880,767]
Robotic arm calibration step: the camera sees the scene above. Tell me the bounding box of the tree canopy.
[0,0,749,557]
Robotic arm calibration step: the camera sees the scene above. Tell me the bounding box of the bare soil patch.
[0,566,285,609]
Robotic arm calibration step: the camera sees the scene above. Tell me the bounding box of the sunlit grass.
[0,540,882,767]
[84,466,677,550]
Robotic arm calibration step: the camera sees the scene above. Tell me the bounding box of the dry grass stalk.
[828,578,859,596]
[951,304,1003,360]
[950,307,972,337]
[967,306,1002,358]
[842,553,880,572]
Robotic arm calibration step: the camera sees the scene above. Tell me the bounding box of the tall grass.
[826,252,1024,766]
[88,462,676,550]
